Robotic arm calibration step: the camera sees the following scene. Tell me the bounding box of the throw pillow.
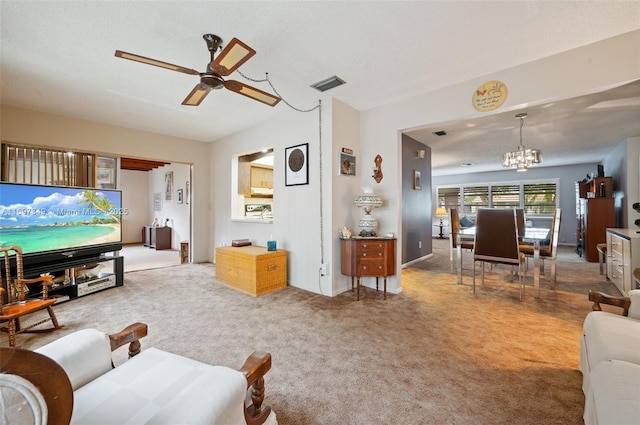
[459,215,474,228]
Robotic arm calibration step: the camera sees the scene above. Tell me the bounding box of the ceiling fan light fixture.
[311,76,346,92]
[502,112,542,171]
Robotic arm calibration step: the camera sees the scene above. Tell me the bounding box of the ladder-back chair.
[473,208,527,300]
[0,246,61,347]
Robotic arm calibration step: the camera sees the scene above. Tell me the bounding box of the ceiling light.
[502,113,541,172]
[311,76,346,92]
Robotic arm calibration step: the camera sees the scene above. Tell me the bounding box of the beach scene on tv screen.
[0,185,123,255]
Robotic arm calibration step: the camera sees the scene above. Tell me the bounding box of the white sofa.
[580,290,640,425]
[0,323,277,425]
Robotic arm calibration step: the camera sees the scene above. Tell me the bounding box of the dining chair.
[515,209,526,240]
[448,207,474,274]
[519,208,562,287]
[473,208,527,300]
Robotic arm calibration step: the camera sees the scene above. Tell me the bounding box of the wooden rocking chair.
[0,246,61,347]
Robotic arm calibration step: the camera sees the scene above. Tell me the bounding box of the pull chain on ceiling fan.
[115,34,281,107]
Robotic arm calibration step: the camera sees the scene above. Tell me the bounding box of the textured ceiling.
[1,1,639,175]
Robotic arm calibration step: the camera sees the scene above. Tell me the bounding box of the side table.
[340,237,396,300]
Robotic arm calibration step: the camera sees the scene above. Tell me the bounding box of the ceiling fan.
[115,34,281,107]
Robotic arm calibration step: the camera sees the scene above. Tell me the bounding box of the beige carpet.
[7,239,619,424]
[119,243,182,272]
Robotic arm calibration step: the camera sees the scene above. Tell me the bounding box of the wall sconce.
[372,154,383,183]
[417,149,425,159]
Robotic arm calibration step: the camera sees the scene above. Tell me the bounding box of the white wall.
[209,106,329,294]
[120,169,149,243]
[149,163,191,250]
[330,99,361,294]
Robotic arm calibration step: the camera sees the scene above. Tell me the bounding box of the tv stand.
[21,254,124,302]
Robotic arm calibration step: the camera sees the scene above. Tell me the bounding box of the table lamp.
[354,187,383,237]
[435,206,448,238]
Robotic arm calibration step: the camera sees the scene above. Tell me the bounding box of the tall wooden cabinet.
[577,177,615,262]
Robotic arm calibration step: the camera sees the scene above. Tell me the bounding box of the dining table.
[456,226,550,298]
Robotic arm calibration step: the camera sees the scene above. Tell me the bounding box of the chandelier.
[502,112,542,172]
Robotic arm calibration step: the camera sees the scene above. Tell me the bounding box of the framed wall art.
[339,151,356,176]
[285,143,309,186]
[153,192,162,211]
[414,170,422,190]
[165,171,173,200]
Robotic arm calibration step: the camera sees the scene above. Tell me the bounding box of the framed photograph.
[285,143,309,186]
[177,189,183,204]
[339,152,356,176]
[153,192,162,211]
[414,170,422,190]
[165,172,173,200]
[97,168,113,185]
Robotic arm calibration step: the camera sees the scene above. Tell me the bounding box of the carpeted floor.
[8,239,620,424]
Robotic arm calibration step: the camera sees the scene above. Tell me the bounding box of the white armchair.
[581,290,640,424]
[0,323,277,425]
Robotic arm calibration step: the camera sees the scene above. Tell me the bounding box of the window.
[491,184,520,209]
[437,180,558,215]
[437,187,460,211]
[462,186,489,214]
[523,182,556,214]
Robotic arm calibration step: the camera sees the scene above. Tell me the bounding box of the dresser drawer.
[357,242,385,258]
[358,260,386,276]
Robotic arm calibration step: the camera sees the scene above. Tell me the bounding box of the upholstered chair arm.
[588,290,630,316]
[239,351,273,425]
[108,322,148,357]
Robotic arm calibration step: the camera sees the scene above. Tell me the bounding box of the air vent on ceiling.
[433,130,447,136]
[311,76,346,92]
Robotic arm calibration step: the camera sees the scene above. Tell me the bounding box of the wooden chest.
[215,246,287,296]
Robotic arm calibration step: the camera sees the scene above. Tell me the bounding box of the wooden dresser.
[215,246,287,296]
[606,229,640,296]
[341,237,396,300]
[143,226,171,250]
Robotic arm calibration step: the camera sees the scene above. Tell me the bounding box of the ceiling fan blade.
[224,80,281,107]
[182,83,212,106]
[210,38,256,76]
[115,50,200,76]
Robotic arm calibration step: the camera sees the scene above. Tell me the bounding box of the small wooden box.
[215,246,287,296]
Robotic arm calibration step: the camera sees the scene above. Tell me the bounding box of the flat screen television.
[0,182,123,267]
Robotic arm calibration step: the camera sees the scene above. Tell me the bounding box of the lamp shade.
[435,207,447,217]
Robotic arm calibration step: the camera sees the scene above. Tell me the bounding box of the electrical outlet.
[419,241,422,249]
[320,263,329,276]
